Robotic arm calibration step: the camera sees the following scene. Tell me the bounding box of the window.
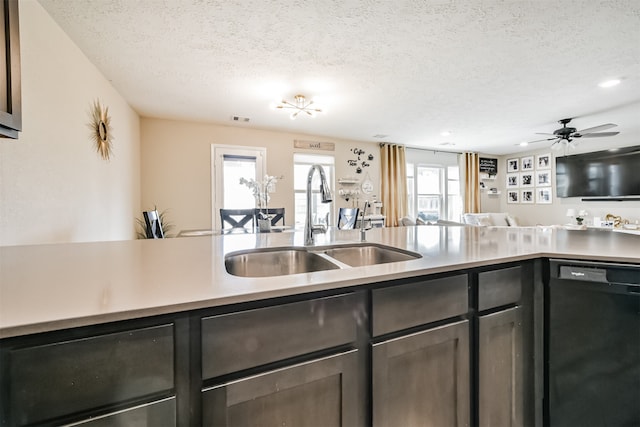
[223,155,257,209]
[406,149,461,222]
[211,145,266,229]
[293,153,335,228]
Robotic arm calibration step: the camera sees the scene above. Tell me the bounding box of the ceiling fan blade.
[574,131,620,138]
[524,137,559,144]
[575,123,617,134]
[535,132,555,136]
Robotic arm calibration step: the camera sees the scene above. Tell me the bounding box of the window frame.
[406,150,461,222]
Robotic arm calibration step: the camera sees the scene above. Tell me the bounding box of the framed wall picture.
[507,158,519,172]
[537,153,551,170]
[506,173,519,188]
[520,172,534,187]
[537,187,552,204]
[536,170,551,187]
[521,189,534,204]
[507,190,519,203]
[521,156,534,171]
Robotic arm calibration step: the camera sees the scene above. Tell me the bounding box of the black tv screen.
[555,145,640,198]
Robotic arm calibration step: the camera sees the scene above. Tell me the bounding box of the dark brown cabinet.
[202,350,360,426]
[2,324,176,426]
[200,292,364,426]
[0,262,537,426]
[69,397,176,427]
[477,265,528,427]
[478,307,523,427]
[371,274,471,426]
[372,321,470,427]
[0,0,21,138]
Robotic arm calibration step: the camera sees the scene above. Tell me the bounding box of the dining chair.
[337,207,359,230]
[143,209,165,238]
[220,209,256,230]
[260,208,285,226]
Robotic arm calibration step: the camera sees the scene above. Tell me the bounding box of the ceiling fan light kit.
[274,94,323,120]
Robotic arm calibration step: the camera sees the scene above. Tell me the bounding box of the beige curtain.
[462,152,480,213]
[380,144,408,227]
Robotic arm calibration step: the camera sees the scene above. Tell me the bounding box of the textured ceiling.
[38,0,640,155]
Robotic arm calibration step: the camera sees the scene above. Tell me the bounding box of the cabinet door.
[478,306,523,427]
[66,397,176,427]
[202,350,361,426]
[372,320,470,427]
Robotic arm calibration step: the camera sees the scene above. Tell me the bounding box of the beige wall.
[481,146,640,226]
[140,117,381,233]
[0,1,140,246]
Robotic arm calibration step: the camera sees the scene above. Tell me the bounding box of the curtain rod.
[379,142,463,155]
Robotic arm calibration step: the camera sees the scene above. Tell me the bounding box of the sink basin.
[225,247,340,277]
[320,243,422,267]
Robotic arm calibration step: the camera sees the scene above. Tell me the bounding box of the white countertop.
[1,226,639,338]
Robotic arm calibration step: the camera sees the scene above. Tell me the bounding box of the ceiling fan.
[525,118,619,149]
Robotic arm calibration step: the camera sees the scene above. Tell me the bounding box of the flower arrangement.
[240,174,282,223]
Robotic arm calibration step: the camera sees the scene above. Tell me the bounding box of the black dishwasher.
[546,259,640,427]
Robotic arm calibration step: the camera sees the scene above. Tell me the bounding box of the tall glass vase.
[257,197,271,232]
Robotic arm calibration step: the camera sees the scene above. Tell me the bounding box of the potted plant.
[135,207,174,239]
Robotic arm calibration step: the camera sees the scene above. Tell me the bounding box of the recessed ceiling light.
[440,131,452,137]
[519,142,529,146]
[598,79,621,88]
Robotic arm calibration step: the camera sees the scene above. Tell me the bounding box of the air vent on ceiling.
[372,134,389,139]
[231,116,250,122]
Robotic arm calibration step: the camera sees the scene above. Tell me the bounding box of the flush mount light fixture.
[274,94,322,120]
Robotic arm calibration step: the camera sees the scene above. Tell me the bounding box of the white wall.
[0,1,141,246]
[140,117,381,233]
[482,146,640,226]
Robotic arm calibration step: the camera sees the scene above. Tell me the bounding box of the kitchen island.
[1,226,638,426]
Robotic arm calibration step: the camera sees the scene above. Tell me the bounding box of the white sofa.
[461,212,520,227]
[399,212,521,227]
[399,216,468,226]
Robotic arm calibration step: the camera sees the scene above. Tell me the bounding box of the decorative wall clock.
[89,99,113,160]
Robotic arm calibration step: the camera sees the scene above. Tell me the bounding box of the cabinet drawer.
[9,324,174,426]
[202,293,359,379]
[372,274,468,336]
[478,266,522,311]
[68,397,176,427]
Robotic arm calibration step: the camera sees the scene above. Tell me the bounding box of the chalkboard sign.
[479,157,498,175]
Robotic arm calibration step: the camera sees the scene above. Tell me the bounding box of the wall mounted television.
[555,145,640,198]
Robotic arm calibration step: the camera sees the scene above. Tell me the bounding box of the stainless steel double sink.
[225,243,422,277]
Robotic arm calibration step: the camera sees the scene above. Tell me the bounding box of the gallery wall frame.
[505,153,553,204]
